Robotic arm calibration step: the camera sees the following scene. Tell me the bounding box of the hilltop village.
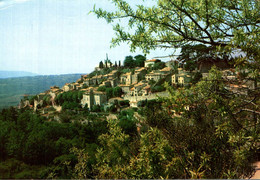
[19,55,255,118]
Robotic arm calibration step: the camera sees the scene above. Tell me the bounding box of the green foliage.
[123,55,146,68]
[153,62,166,70]
[94,119,132,179]
[134,54,146,67]
[29,95,37,105]
[113,86,123,97]
[124,55,135,68]
[93,0,259,57]
[191,71,203,84]
[97,86,106,92]
[0,107,108,179]
[99,61,104,69]
[118,100,130,107]
[105,88,114,99]
[92,105,101,112]
[98,86,123,99]
[55,90,83,110]
[151,85,166,93]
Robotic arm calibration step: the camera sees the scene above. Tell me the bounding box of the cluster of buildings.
[21,58,254,111]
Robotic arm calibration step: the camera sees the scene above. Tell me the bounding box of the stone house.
[172,68,193,86]
[62,83,73,92]
[110,78,118,87]
[134,67,147,82]
[72,83,81,90]
[81,89,107,109]
[222,69,236,80]
[144,59,161,67]
[130,82,147,96]
[140,85,151,96]
[92,75,104,85]
[160,67,172,74]
[100,80,112,87]
[119,84,133,94]
[120,72,132,85]
[145,71,164,82]
[83,77,94,86]
[82,74,88,80]
[107,70,118,79]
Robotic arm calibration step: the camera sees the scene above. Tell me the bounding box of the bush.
[151,85,166,93]
[119,100,130,107]
[92,105,101,112]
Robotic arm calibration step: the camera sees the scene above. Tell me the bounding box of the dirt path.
[251,161,260,179]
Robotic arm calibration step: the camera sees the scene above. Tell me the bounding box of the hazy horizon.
[0,0,176,75]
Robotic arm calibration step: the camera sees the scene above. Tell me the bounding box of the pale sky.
[0,0,175,75]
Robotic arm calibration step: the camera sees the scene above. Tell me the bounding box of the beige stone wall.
[81,94,92,108]
[145,61,155,67]
[63,85,70,92]
[124,91,169,107]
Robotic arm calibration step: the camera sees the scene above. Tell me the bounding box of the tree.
[92,1,259,178]
[105,88,114,99]
[93,0,259,58]
[113,86,123,97]
[177,44,232,71]
[153,62,165,70]
[123,56,135,68]
[134,54,146,67]
[119,60,121,67]
[115,61,118,67]
[99,61,104,69]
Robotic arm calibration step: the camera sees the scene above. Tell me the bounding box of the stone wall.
[124,91,169,107]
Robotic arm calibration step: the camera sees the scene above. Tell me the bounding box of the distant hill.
[0,74,83,109]
[0,71,38,79]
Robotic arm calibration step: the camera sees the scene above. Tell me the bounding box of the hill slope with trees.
[0,74,82,109]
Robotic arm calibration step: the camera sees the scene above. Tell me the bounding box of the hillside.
[0,71,38,79]
[0,74,82,109]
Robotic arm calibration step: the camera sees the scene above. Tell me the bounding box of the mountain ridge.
[0,70,38,79]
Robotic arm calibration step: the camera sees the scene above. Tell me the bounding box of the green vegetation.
[0,107,108,178]
[0,0,259,178]
[0,74,82,109]
[123,55,146,68]
[97,86,123,99]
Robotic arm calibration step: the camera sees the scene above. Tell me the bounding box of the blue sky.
[0,0,174,75]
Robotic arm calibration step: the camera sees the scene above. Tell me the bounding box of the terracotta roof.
[121,72,131,76]
[119,84,132,87]
[134,82,145,87]
[228,84,247,88]
[109,97,124,101]
[93,75,103,78]
[93,91,106,95]
[146,72,162,76]
[80,88,89,91]
[146,59,158,62]
[135,67,146,72]
[143,85,150,90]
[51,89,61,92]
[160,67,172,71]
[76,78,82,82]
[111,70,118,73]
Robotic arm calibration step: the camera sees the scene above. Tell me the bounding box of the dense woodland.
[0,67,259,179]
